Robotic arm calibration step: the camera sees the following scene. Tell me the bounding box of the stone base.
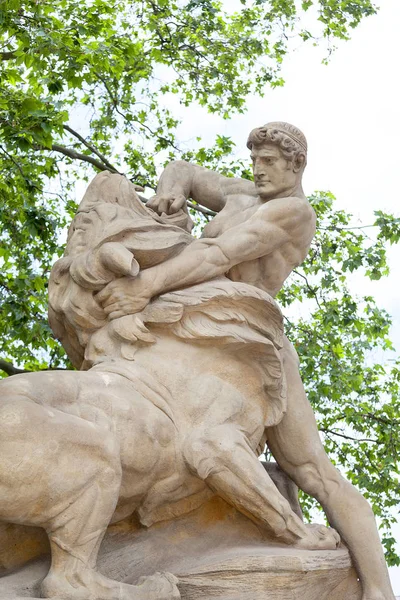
[0,547,362,600]
[177,548,361,600]
[0,497,362,600]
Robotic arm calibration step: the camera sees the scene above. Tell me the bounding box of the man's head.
[247,122,307,200]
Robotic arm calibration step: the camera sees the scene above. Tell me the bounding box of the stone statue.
[0,122,395,600]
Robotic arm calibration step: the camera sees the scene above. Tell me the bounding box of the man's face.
[251,143,297,200]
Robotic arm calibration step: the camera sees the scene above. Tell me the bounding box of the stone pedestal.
[1,547,361,600]
[177,551,361,599]
[0,497,361,600]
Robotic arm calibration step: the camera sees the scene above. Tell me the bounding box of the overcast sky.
[166,0,400,590]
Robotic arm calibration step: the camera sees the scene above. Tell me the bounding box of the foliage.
[0,0,377,369]
[1,0,399,565]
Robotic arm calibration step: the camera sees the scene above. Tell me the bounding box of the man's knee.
[294,459,343,504]
[296,459,375,522]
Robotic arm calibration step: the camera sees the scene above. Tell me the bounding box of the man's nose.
[253,160,266,177]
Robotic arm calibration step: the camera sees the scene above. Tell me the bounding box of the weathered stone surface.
[176,551,361,600]
[0,121,394,600]
[0,550,361,600]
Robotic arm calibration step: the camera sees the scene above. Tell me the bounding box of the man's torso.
[200,191,315,297]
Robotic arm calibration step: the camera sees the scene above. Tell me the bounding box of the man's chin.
[257,186,293,201]
[257,188,275,201]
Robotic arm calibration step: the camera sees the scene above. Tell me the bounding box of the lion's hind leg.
[183,423,339,551]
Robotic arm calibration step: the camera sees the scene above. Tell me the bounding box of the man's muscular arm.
[98,197,314,318]
[147,160,256,215]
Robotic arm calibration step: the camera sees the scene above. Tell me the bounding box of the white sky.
[165,0,400,591]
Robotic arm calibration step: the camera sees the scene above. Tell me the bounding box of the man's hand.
[147,193,187,216]
[96,273,154,320]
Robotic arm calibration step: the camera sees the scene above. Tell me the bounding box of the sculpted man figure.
[99,122,394,600]
[0,122,395,600]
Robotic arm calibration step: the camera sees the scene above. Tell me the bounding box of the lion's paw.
[296,523,340,551]
[137,572,180,599]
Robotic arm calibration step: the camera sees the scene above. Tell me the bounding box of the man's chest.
[201,195,260,238]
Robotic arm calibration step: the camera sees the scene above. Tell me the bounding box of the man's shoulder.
[254,196,316,237]
[258,196,314,219]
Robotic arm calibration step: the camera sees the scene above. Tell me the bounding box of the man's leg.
[267,336,395,600]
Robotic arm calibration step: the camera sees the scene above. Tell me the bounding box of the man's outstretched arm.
[147,160,256,215]
[98,197,314,318]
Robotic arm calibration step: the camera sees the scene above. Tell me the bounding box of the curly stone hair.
[247,121,307,171]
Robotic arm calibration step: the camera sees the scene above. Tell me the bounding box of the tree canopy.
[1,0,399,565]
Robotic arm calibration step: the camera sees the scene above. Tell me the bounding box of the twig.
[320,427,381,444]
[94,72,181,152]
[63,125,119,173]
[319,224,376,231]
[361,412,400,427]
[293,269,322,310]
[0,144,40,190]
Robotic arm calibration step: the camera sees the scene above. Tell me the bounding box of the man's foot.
[41,568,180,600]
[295,523,340,550]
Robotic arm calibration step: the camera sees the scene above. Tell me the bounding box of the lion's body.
[0,331,270,538]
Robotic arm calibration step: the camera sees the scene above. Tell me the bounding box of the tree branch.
[39,143,143,190]
[187,200,216,217]
[50,144,115,172]
[319,224,376,231]
[1,50,17,60]
[320,427,381,444]
[0,359,27,376]
[0,358,68,377]
[139,195,216,218]
[362,412,400,427]
[63,125,119,173]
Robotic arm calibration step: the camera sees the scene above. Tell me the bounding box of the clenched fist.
[96,272,154,320]
[146,193,187,216]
